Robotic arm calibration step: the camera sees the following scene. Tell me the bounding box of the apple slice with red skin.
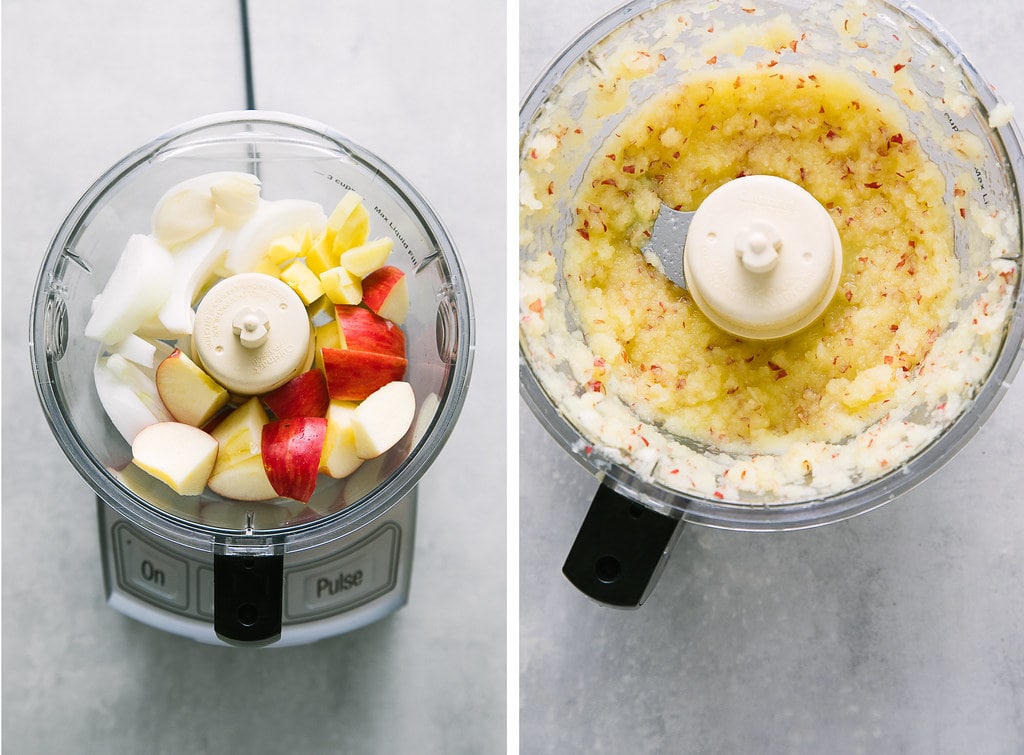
[321,347,407,401]
[334,305,405,358]
[261,417,328,503]
[361,266,409,325]
[263,369,330,419]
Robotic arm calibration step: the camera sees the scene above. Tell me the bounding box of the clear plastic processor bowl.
[519,0,1024,534]
[33,112,474,555]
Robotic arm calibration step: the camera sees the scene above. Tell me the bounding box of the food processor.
[519,0,1024,606]
[32,112,474,646]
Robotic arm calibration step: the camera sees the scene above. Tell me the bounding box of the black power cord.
[239,0,256,109]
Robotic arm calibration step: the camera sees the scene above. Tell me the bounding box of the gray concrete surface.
[2,2,506,752]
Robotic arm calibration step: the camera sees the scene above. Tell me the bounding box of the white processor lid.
[683,175,843,340]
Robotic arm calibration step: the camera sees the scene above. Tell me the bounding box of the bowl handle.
[562,483,684,607]
[214,552,284,645]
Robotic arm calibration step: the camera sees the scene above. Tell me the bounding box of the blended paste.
[562,66,956,452]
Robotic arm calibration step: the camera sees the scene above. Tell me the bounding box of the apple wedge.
[155,348,230,427]
[339,237,393,278]
[411,391,441,447]
[361,266,409,324]
[321,347,407,401]
[225,198,327,274]
[263,369,330,419]
[207,455,278,502]
[319,400,364,478]
[313,320,344,372]
[131,422,219,496]
[335,305,406,358]
[84,233,174,345]
[351,381,416,459]
[207,397,277,501]
[261,417,328,503]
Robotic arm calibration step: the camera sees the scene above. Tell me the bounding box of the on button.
[113,523,190,612]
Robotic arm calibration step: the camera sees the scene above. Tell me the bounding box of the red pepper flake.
[587,380,604,393]
[884,355,894,365]
[640,436,650,447]
[789,39,798,52]
[774,369,788,380]
[844,19,850,31]
[584,445,593,455]
[826,129,838,139]
[890,132,904,145]
[890,324,899,332]
[895,254,907,270]
[623,164,636,174]
[742,7,756,14]
[669,468,679,475]
[856,41,869,49]
[707,55,718,65]
[767,59,778,68]
[605,153,616,161]
[528,299,543,314]
[713,491,725,500]
[546,181,554,195]
[936,402,947,412]
[672,151,680,159]
[600,178,617,186]
[959,208,967,219]
[845,289,853,301]
[576,228,590,240]
[574,128,582,134]
[864,181,882,189]
[893,63,906,73]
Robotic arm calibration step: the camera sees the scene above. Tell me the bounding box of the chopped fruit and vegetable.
[86,172,417,503]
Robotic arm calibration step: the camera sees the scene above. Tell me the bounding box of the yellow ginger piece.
[340,237,392,278]
[280,260,324,305]
[320,266,363,305]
